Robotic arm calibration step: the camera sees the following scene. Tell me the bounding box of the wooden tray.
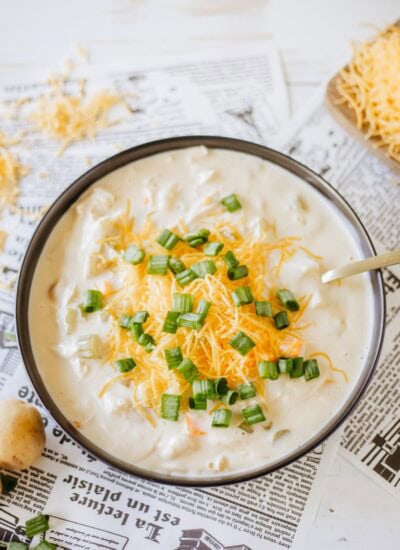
[325,20,400,174]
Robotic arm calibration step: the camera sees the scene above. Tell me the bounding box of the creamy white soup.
[29,146,373,476]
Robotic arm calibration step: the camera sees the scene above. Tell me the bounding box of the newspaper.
[0,50,339,550]
[277,89,400,501]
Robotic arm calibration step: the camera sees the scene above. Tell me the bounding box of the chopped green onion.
[119,314,133,329]
[81,289,103,312]
[278,357,293,374]
[242,404,266,425]
[222,390,238,405]
[116,358,136,373]
[214,377,229,396]
[162,311,180,334]
[25,514,49,538]
[277,288,300,311]
[274,311,289,330]
[123,244,145,265]
[191,260,217,278]
[221,193,242,212]
[290,357,304,378]
[176,268,197,287]
[204,242,224,256]
[172,292,194,313]
[138,333,156,352]
[189,394,207,410]
[255,300,272,317]
[258,360,279,380]
[8,544,29,550]
[304,359,320,381]
[212,408,232,427]
[168,256,186,274]
[132,310,149,324]
[231,286,254,307]
[223,250,239,269]
[177,358,199,383]
[34,542,57,550]
[77,335,101,358]
[130,322,143,341]
[227,265,248,281]
[161,394,181,421]
[148,255,170,275]
[164,347,183,369]
[183,228,210,247]
[177,312,204,330]
[196,299,211,321]
[193,379,216,399]
[239,383,257,400]
[0,473,18,495]
[229,330,256,356]
[156,229,180,250]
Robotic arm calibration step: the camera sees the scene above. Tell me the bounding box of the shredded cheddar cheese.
[98,214,334,420]
[336,25,400,161]
[0,146,28,212]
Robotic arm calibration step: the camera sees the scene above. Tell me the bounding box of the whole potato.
[0,399,45,470]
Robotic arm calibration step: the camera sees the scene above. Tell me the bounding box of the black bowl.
[16,136,385,486]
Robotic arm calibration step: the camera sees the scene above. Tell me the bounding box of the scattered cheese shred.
[336,25,400,162]
[0,146,28,212]
[98,214,335,420]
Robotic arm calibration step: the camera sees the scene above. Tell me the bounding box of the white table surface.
[2,1,400,548]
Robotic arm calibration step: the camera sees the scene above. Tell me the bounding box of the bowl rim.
[16,135,386,487]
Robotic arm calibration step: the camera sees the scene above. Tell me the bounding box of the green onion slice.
[25,514,49,538]
[212,408,232,427]
[258,360,279,380]
[156,229,180,250]
[176,268,197,287]
[161,394,181,421]
[277,288,300,311]
[231,286,254,307]
[162,311,180,334]
[132,310,149,324]
[221,193,242,212]
[183,228,210,247]
[138,333,156,352]
[222,390,238,405]
[242,404,266,425]
[223,250,239,269]
[274,310,290,330]
[177,358,199,383]
[290,357,304,378]
[255,301,272,317]
[148,255,170,275]
[119,314,133,329]
[130,322,143,341]
[189,394,207,410]
[304,359,320,381]
[227,265,248,281]
[8,543,29,550]
[172,292,194,313]
[229,330,256,356]
[204,242,224,256]
[190,260,217,278]
[123,244,145,265]
[164,347,183,369]
[278,357,293,374]
[116,358,136,372]
[196,299,211,321]
[177,312,204,330]
[81,289,103,313]
[193,379,216,399]
[168,256,186,274]
[214,377,229,396]
[239,383,257,400]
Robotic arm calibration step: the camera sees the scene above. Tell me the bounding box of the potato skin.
[0,399,45,470]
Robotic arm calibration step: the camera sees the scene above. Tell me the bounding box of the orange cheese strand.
[310,351,349,383]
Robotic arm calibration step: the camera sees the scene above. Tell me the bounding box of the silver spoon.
[321,249,400,284]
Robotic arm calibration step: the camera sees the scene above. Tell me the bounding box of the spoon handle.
[322,249,400,284]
